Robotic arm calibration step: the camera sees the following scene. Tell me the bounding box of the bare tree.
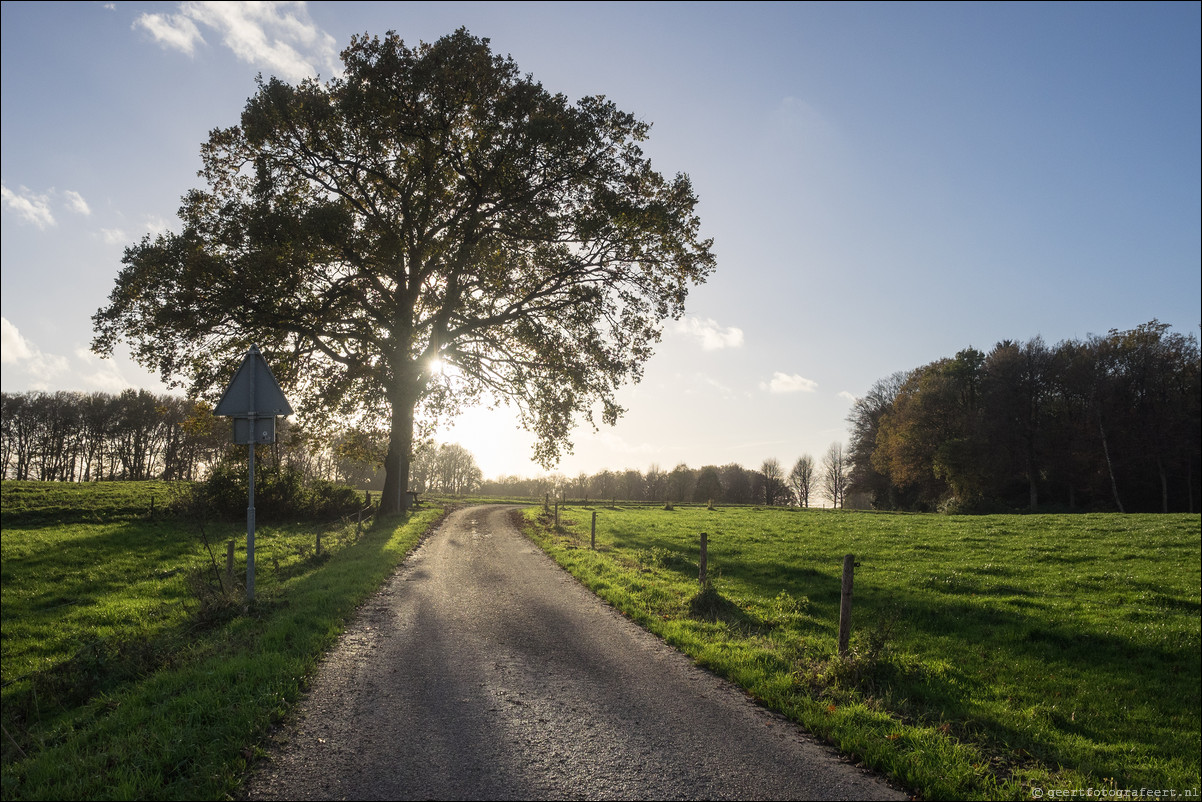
[788,455,815,508]
[644,464,666,502]
[821,442,850,508]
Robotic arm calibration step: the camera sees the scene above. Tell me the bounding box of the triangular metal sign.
[214,345,294,418]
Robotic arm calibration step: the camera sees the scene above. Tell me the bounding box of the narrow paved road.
[243,506,906,800]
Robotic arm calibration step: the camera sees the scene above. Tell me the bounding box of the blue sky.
[2,1,1199,480]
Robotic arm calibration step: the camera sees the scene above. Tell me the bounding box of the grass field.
[523,504,1201,801]
[1,480,443,800]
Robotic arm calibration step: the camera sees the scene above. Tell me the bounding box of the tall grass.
[1,480,442,800]
[523,505,1201,800]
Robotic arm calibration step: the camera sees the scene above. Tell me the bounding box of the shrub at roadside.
[182,463,363,522]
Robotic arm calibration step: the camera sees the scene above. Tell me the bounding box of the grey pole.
[247,440,256,601]
[247,349,257,602]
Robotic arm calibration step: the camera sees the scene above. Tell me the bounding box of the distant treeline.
[0,389,484,495]
[479,453,847,508]
[1,390,226,482]
[1,390,346,485]
[846,320,1201,513]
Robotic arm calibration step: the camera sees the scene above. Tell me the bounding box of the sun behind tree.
[93,28,715,514]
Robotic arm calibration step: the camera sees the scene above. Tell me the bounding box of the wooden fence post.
[591,511,597,549]
[316,528,322,556]
[699,532,709,588]
[554,500,559,527]
[838,554,855,656]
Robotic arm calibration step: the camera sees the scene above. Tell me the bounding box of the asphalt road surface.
[242,505,907,800]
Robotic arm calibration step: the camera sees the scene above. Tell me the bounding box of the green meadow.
[3,482,1197,800]
[1,480,443,800]
[524,504,1201,800]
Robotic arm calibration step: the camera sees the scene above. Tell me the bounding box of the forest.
[846,320,1200,513]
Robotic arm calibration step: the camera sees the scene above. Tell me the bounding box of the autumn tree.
[851,322,1199,512]
[845,371,907,509]
[332,426,388,488]
[92,29,714,514]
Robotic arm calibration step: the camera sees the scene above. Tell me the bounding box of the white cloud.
[838,390,858,404]
[1,317,33,364]
[1,183,55,228]
[63,190,91,216]
[672,316,744,350]
[100,228,129,245]
[0,318,70,389]
[760,372,818,394]
[138,2,339,82]
[74,348,134,393]
[0,322,137,393]
[143,215,170,236]
[134,11,205,55]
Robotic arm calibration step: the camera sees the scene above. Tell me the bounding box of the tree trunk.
[1157,456,1168,514]
[1188,460,1195,514]
[1026,456,1038,512]
[1098,416,1124,513]
[380,376,419,516]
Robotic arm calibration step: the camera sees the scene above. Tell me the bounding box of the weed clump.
[635,546,692,573]
[688,584,744,623]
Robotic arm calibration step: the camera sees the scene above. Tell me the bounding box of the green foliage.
[858,323,1201,513]
[92,28,714,513]
[1,479,442,799]
[185,462,362,522]
[634,545,693,572]
[524,505,1201,800]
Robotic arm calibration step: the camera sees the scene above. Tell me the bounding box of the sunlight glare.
[435,404,536,479]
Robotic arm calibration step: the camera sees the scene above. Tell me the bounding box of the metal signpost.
[214,345,293,601]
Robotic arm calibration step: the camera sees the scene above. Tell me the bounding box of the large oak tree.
[93,30,715,513]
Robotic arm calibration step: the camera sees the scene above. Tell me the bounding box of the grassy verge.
[1,480,443,800]
[522,505,1201,801]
